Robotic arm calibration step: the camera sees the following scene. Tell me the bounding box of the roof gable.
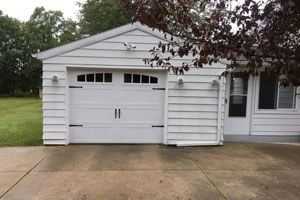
[34,22,172,60]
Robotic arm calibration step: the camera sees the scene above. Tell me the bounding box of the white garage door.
[68,69,166,143]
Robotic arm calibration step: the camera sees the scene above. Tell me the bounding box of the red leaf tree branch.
[119,0,300,86]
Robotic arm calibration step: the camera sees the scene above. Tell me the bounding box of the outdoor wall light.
[211,78,220,87]
[123,42,136,50]
[177,77,184,84]
[52,74,59,82]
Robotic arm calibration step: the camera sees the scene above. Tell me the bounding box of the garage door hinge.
[69,86,83,88]
[152,125,164,128]
[69,124,83,127]
[152,88,165,90]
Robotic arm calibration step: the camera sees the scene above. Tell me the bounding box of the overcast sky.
[0,0,85,22]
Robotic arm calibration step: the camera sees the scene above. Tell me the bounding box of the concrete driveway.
[0,143,299,200]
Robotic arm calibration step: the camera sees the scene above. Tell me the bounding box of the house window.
[258,72,296,109]
[228,72,249,117]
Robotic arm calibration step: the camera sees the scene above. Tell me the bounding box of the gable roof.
[34,22,173,60]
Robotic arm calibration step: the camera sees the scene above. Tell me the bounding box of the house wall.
[42,28,226,145]
[43,64,67,145]
[251,76,300,136]
[224,72,300,142]
[166,66,226,145]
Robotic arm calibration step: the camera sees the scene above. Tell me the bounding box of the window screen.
[278,85,295,108]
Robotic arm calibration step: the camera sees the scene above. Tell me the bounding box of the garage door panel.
[70,89,115,103]
[121,107,164,122]
[69,127,118,143]
[70,106,115,123]
[119,90,164,103]
[73,104,115,108]
[118,127,164,143]
[68,69,166,144]
[70,126,163,143]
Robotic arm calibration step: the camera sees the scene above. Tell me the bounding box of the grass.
[0,97,43,146]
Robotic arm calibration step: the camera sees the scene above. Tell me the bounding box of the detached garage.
[35,22,300,146]
[35,23,226,146]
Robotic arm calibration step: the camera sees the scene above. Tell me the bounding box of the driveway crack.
[183,151,228,200]
[0,153,49,199]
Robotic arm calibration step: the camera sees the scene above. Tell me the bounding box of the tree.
[119,0,300,86]
[0,11,29,94]
[23,7,81,93]
[0,7,80,95]
[24,7,80,53]
[78,0,134,36]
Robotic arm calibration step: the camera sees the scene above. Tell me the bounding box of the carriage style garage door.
[68,69,166,143]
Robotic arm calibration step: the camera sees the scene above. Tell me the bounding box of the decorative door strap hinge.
[69,124,83,127]
[152,125,164,128]
[152,88,165,90]
[69,86,83,88]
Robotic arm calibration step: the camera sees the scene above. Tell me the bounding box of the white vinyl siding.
[252,112,300,136]
[42,64,67,145]
[166,65,226,145]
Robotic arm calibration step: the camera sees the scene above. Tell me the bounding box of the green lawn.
[0,97,43,146]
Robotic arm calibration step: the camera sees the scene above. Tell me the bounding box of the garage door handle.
[115,109,117,119]
[118,109,121,118]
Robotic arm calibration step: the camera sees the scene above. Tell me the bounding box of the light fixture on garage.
[211,78,220,87]
[123,42,136,50]
[177,77,184,84]
[52,74,59,82]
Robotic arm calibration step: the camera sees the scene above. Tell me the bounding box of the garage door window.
[104,73,112,82]
[87,74,94,82]
[77,73,112,83]
[77,75,85,82]
[96,73,103,82]
[124,73,158,84]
